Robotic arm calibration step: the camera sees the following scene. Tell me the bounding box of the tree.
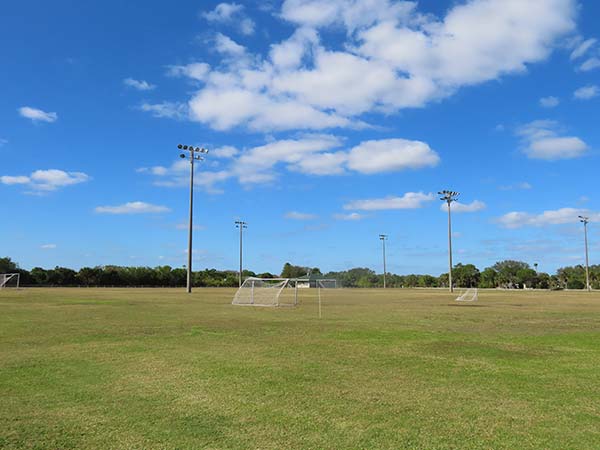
[30,267,49,285]
[0,257,18,273]
[493,260,531,288]
[281,263,310,279]
[479,267,498,288]
[516,268,537,289]
[78,267,102,286]
[452,263,480,288]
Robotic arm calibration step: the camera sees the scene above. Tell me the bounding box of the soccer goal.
[232,277,298,307]
[316,279,338,318]
[0,273,20,289]
[455,288,478,302]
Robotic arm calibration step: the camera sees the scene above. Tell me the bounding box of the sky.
[1,0,599,275]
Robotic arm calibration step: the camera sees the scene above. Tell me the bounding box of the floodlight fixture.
[178,143,208,293]
[579,215,591,291]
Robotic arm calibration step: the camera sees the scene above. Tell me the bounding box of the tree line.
[1,257,597,289]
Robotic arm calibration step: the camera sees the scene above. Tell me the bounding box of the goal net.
[232,277,297,307]
[317,279,338,289]
[455,288,478,302]
[0,273,20,289]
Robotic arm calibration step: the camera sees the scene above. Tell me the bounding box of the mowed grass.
[1,288,600,449]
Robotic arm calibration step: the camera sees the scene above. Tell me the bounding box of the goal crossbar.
[0,273,20,289]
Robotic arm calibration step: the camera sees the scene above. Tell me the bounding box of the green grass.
[1,288,600,449]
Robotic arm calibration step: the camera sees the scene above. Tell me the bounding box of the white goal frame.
[232,277,298,307]
[455,288,478,302]
[0,273,20,289]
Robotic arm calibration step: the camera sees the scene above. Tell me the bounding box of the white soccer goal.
[232,277,298,307]
[0,273,20,289]
[455,288,478,302]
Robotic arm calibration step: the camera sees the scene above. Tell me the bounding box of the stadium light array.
[178,143,209,294]
[439,190,459,293]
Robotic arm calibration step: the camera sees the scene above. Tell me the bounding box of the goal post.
[232,277,298,307]
[0,273,20,289]
[455,288,478,302]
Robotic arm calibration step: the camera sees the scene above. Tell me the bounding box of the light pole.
[235,220,247,287]
[379,234,388,289]
[439,190,459,293]
[579,215,591,292]
[178,143,209,294]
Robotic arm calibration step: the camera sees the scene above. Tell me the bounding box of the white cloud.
[214,33,246,56]
[123,78,156,91]
[285,211,317,220]
[579,57,600,72]
[211,145,239,159]
[139,135,440,192]
[158,0,576,132]
[344,192,435,211]
[440,200,486,213]
[140,102,187,119]
[333,212,365,221]
[18,106,57,123]
[203,2,243,21]
[1,169,90,192]
[346,139,440,174]
[95,201,171,215]
[573,85,599,100]
[137,159,231,194]
[167,63,211,81]
[41,244,57,250]
[497,208,600,228]
[0,138,8,147]
[202,2,255,35]
[539,96,559,108]
[517,120,588,160]
[570,38,597,60]
[0,175,30,185]
[499,182,532,191]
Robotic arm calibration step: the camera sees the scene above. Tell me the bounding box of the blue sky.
[1,0,599,275]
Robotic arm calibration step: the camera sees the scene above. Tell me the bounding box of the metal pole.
[239,223,243,287]
[447,200,453,293]
[382,238,387,289]
[580,216,591,292]
[379,234,387,289]
[235,221,247,287]
[584,220,590,292]
[187,153,194,294]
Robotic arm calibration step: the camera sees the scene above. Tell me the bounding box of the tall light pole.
[178,143,209,294]
[379,234,388,289]
[579,215,591,292]
[439,190,459,293]
[235,220,247,287]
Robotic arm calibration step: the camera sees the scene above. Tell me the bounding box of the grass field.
[1,288,600,449]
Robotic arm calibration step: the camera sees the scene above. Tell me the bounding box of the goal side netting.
[455,288,478,302]
[232,278,297,307]
[317,279,338,289]
[0,273,20,289]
